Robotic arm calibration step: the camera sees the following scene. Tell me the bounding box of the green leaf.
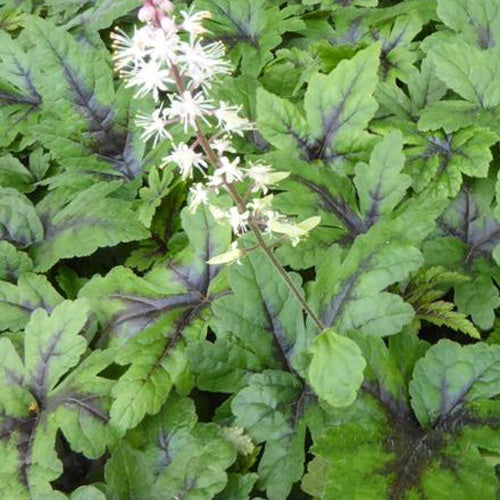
[70,485,106,500]
[376,13,423,82]
[0,324,114,496]
[137,166,175,228]
[303,337,499,499]
[417,301,481,339]
[431,41,498,107]
[304,43,380,162]
[404,125,497,197]
[421,39,500,130]
[51,349,116,458]
[24,299,89,402]
[0,415,63,498]
[0,273,63,331]
[25,17,144,180]
[436,0,500,49]
[108,319,191,433]
[0,241,33,282]
[0,31,41,146]
[256,44,380,164]
[152,423,237,499]
[308,229,423,336]
[426,184,500,329]
[0,187,43,248]
[409,340,500,427]
[50,0,142,32]
[307,328,366,407]
[354,131,411,221]
[215,473,259,500]
[0,154,34,192]
[232,370,306,500]
[256,87,308,156]
[406,56,447,113]
[404,267,481,339]
[105,396,237,499]
[455,271,500,330]
[104,443,153,500]
[196,0,305,75]
[211,251,309,376]
[81,206,230,431]
[30,182,149,271]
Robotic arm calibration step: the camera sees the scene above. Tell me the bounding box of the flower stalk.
[113,0,325,332]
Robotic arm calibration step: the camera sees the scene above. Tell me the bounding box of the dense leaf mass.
[0,0,499,498]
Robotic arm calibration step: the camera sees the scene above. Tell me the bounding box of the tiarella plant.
[0,0,499,499]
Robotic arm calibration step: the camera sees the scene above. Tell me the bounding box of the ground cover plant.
[0,0,499,498]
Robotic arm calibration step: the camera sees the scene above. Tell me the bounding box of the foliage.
[0,0,499,498]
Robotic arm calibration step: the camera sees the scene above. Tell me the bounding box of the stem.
[169,64,325,333]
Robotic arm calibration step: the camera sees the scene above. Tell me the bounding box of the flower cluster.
[113,0,320,264]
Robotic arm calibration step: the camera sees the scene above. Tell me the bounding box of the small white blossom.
[211,136,235,156]
[208,156,243,188]
[135,106,172,146]
[124,60,172,101]
[246,163,290,194]
[145,25,180,63]
[214,102,253,136]
[217,156,244,183]
[163,143,207,178]
[178,39,231,87]
[227,206,249,234]
[111,27,151,71]
[180,9,212,35]
[188,183,209,212]
[166,90,213,131]
[159,15,178,36]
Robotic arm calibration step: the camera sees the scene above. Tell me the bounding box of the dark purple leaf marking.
[291,174,368,238]
[42,35,141,179]
[439,188,500,264]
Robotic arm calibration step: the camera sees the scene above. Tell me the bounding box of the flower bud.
[154,0,174,13]
[138,3,156,22]
[207,243,243,265]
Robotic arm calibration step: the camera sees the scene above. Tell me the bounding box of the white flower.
[217,156,244,183]
[111,27,151,71]
[177,39,231,87]
[214,102,253,136]
[180,9,212,35]
[227,206,249,234]
[188,183,209,212]
[166,90,213,131]
[163,143,207,178]
[207,242,243,265]
[124,60,172,101]
[246,163,290,194]
[208,156,243,188]
[145,25,180,64]
[135,106,172,146]
[211,136,235,156]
